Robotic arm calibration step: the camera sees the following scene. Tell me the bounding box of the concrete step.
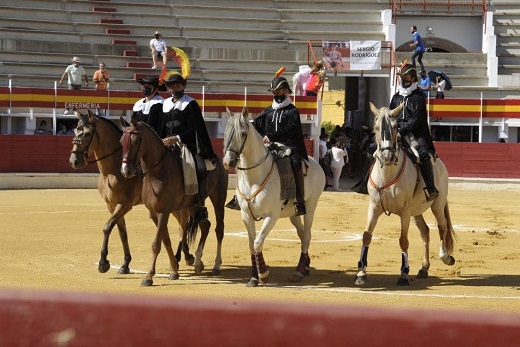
[278,9,381,22]
[92,6,117,13]
[99,19,124,25]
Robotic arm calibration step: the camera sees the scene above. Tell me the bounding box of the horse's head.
[370,102,404,166]
[120,117,141,178]
[223,107,250,170]
[69,109,97,168]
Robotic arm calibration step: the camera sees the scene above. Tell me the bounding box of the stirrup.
[225,195,240,210]
[424,187,439,202]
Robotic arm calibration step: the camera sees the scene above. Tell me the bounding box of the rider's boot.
[420,158,439,202]
[351,156,374,195]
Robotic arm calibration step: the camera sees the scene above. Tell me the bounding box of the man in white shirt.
[150,31,168,69]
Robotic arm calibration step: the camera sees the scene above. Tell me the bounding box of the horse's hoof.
[211,268,221,276]
[442,255,456,266]
[194,263,205,275]
[141,279,153,287]
[355,275,367,286]
[396,277,410,286]
[259,275,269,285]
[416,269,429,279]
[185,255,195,266]
[118,266,130,275]
[98,262,110,273]
[169,273,179,280]
[246,278,259,287]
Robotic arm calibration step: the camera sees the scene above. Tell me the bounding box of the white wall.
[396,16,483,52]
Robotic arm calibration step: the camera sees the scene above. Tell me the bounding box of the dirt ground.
[1,177,520,316]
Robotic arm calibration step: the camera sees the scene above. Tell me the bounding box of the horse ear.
[242,107,249,119]
[390,102,404,117]
[225,107,233,118]
[120,116,130,128]
[369,102,380,117]
[87,109,96,122]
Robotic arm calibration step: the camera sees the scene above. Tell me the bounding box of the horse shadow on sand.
[106,263,520,291]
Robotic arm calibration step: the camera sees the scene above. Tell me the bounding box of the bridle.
[375,113,399,167]
[225,119,275,221]
[121,127,167,176]
[71,120,122,164]
[224,123,270,171]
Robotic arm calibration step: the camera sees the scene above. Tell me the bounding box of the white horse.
[223,108,325,287]
[356,102,456,286]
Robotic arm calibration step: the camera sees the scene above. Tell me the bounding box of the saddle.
[266,142,309,201]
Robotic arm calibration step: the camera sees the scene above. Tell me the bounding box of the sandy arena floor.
[1,177,520,315]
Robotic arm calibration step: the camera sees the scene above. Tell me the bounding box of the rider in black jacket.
[352,63,439,201]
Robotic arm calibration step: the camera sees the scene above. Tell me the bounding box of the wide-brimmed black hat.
[397,64,417,78]
[136,75,167,91]
[164,72,187,86]
[268,76,292,93]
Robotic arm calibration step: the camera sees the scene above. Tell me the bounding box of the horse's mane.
[374,107,393,143]
[137,121,168,149]
[95,114,122,135]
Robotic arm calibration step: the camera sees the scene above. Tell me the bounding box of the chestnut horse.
[69,110,225,278]
[222,108,325,287]
[355,103,456,286]
[120,117,228,286]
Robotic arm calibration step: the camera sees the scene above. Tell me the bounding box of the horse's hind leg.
[413,215,430,279]
[193,218,211,275]
[290,214,311,282]
[175,227,195,266]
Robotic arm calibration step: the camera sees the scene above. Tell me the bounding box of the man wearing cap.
[132,75,166,135]
[351,63,439,201]
[59,56,88,90]
[150,31,168,69]
[161,72,217,224]
[226,75,308,216]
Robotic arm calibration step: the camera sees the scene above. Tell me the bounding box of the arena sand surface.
[1,181,520,316]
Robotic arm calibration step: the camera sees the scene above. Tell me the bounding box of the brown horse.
[69,110,142,275]
[69,110,224,277]
[120,117,228,286]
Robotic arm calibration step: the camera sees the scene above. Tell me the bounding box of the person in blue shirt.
[410,26,425,72]
[419,70,431,98]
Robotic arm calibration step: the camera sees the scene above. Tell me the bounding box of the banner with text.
[349,41,381,70]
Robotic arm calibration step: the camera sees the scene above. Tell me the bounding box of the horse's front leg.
[253,216,279,285]
[142,213,176,286]
[98,204,132,274]
[242,212,262,287]
[355,203,382,285]
[413,215,431,279]
[397,214,412,286]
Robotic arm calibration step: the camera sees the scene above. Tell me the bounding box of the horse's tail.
[443,201,457,255]
[185,215,199,247]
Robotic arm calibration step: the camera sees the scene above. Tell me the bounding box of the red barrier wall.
[0,136,316,174]
[1,288,519,346]
[1,136,518,178]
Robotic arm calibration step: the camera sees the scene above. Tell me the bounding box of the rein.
[236,158,276,221]
[369,153,408,216]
